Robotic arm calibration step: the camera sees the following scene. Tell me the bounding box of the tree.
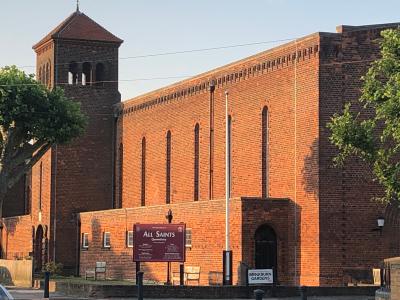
[328,28,400,204]
[0,66,86,216]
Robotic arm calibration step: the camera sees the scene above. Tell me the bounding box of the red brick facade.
[2,10,400,286]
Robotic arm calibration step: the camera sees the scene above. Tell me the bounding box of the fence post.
[180,263,184,286]
[137,271,144,300]
[43,271,50,298]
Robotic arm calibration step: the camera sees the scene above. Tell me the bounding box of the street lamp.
[223,90,233,285]
[166,209,173,224]
[372,216,385,235]
[165,209,173,285]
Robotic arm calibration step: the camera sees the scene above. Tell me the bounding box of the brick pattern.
[117,35,321,285]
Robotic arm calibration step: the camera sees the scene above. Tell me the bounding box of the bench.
[85,262,106,280]
[172,266,200,285]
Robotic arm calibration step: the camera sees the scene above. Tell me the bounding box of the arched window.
[194,124,200,201]
[45,63,50,87]
[39,162,43,211]
[262,107,269,198]
[166,131,171,204]
[82,62,92,86]
[40,66,45,84]
[141,137,146,206]
[95,63,105,86]
[38,67,42,84]
[68,62,78,85]
[118,143,123,208]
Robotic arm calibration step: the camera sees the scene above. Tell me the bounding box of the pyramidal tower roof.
[33,9,123,50]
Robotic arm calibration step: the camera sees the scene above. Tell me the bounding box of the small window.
[95,63,105,86]
[185,228,192,248]
[68,62,79,85]
[126,231,133,248]
[82,233,89,249]
[82,62,92,86]
[103,232,111,248]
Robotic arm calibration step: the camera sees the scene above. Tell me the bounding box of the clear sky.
[1,0,399,101]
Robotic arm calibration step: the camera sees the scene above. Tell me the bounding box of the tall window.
[38,68,42,84]
[82,62,92,85]
[141,137,146,206]
[194,124,200,201]
[118,143,123,208]
[166,131,171,204]
[262,107,269,198]
[45,63,50,87]
[68,62,78,85]
[95,63,105,86]
[39,162,43,211]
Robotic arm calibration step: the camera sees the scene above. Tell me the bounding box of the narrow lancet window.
[194,124,200,201]
[141,137,146,206]
[262,106,269,198]
[166,131,171,204]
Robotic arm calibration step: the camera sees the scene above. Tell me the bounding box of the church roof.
[33,10,123,49]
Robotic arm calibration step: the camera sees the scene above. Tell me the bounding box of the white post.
[223,90,232,285]
[225,90,230,252]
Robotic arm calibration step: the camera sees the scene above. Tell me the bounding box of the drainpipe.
[75,214,81,276]
[208,80,215,200]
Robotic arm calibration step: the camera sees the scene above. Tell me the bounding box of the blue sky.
[1,0,399,101]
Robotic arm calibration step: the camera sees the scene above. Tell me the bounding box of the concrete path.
[8,287,375,300]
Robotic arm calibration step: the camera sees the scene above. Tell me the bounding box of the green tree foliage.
[328,29,400,203]
[0,66,86,215]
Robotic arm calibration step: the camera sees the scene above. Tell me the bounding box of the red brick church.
[2,8,400,286]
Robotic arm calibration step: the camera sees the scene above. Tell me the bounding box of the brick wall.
[79,197,291,285]
[2,215,33,260]
[118,33,321,285]
[318,24,400,285]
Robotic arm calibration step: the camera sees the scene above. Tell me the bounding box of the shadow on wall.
[0,266,13,286]
[301,138,319,200]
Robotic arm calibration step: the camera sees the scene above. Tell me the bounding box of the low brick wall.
[53,281,376,299]
[79,197,292,285]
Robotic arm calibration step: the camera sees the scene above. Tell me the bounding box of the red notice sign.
[134,224,186,262]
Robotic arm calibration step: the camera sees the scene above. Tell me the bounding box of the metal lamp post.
[166,209,173,284]
[223,90,233,285]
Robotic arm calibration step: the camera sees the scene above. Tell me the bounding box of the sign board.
[134,223,186,262]
[248,269,273,284]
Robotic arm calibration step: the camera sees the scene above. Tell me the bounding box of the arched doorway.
[254,224,277,277]
[34,225,44,273]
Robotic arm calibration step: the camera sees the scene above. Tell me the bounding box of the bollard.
[44,271,50,298]
[254,289,265,300]
[179,263,184,286]
[137,271,144,300]
[300,285,307,300]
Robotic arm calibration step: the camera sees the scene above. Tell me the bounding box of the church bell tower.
[33,7,123,273]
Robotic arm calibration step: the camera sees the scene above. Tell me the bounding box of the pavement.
[7,287,376,300]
